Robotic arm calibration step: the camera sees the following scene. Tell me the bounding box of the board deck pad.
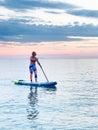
[14,80,57,88]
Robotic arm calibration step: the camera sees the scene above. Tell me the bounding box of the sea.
[0,57,98,130]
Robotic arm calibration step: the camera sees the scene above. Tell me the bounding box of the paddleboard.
[14,80,57,88]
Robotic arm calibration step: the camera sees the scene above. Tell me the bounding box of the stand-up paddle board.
[14,80,57,88]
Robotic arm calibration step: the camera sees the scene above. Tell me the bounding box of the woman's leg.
[34,70,37,82]
[30,74,33,82]
[29,65,33,82]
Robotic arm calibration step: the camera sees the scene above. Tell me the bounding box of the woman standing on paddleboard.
[29,51,41,82]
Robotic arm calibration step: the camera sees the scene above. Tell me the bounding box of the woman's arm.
[36,58,41,67]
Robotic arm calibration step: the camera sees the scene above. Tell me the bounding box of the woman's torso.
[30,56,37,65]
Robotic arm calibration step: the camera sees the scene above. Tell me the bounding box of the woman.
[29,51,41,82]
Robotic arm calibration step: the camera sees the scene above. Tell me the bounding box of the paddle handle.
[40,65,49,82]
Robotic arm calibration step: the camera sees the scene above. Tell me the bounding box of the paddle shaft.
[40,66,49,82]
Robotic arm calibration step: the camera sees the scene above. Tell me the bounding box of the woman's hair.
[32,51,37,56]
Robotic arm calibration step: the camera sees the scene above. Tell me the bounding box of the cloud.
[0,0,76,10]
[0,0,98,46]
[77,46,98,48]
[0,0,98,26]
[0,19,98,44]
[67,9,98,18]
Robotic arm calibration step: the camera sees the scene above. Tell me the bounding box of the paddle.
[40,65,49,82]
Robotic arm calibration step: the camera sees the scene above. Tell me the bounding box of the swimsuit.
[29,64,37,78]
[29,57,38,79]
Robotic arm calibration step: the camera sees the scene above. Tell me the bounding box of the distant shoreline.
[0,55,98,59]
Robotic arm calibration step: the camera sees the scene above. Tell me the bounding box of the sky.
[0,0,98,58]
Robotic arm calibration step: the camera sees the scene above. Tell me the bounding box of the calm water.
[0,57,98,130]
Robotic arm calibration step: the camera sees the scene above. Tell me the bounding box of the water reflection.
[27,86,39,120]
[44,87,57,94]
[27,86,57,120]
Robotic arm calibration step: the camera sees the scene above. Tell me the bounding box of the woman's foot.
[35,78,37,82]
